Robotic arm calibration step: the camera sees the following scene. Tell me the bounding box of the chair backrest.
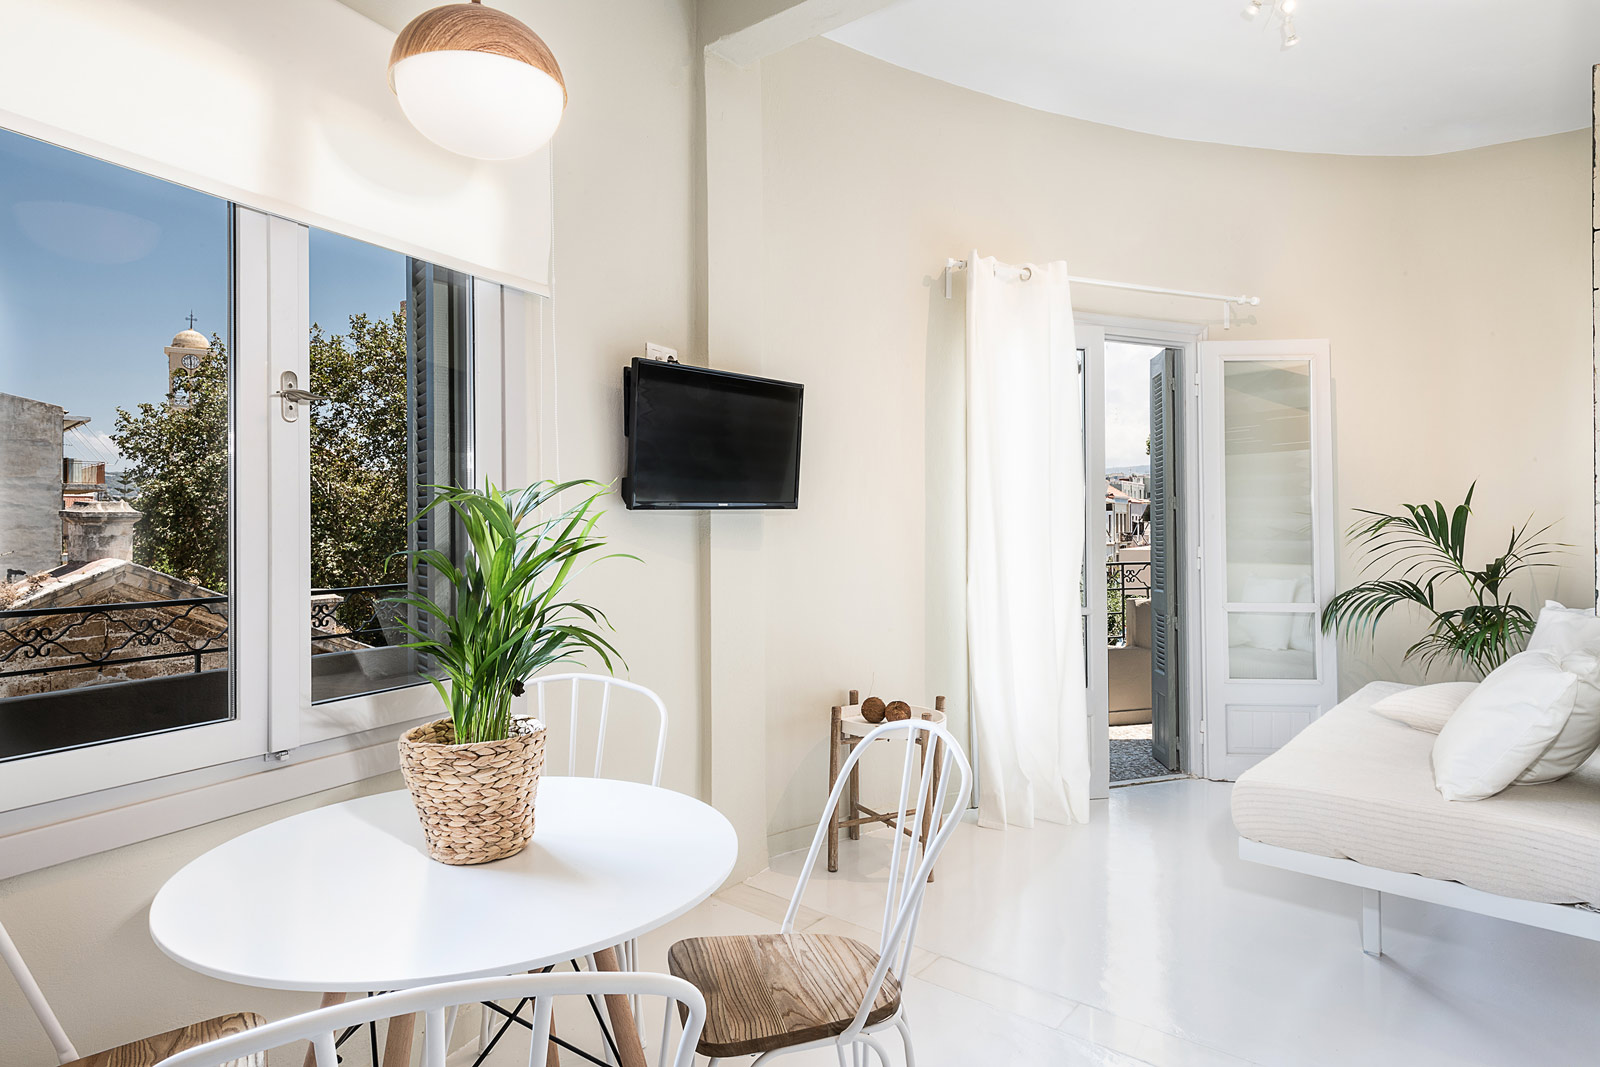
[158,971,707,1067]
[0,916,79,1064]
[782,719,972,1045]
[528,672,668,786]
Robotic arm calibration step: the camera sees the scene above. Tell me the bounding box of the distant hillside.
[1107,464,1150,476]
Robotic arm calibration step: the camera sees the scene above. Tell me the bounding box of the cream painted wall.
[0,0,702,1059]
[756,39,1594,838]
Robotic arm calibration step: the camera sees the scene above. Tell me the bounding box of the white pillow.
[1234,577,1298,651]
[1518,602,1600,782]
[1525,601,1600,656]
[1431,649,1589,801]
[1371,682,1476,733]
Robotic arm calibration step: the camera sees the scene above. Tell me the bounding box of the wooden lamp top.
[387,0,567,104]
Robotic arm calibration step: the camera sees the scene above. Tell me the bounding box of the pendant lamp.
[388,0,567,160]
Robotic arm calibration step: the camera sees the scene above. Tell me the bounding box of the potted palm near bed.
[390,479,628,865]
[1321,484,1563,676]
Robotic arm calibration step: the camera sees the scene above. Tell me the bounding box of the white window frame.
[0,152,540,877]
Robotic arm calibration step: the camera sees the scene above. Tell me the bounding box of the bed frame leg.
[1362,889,1383,958]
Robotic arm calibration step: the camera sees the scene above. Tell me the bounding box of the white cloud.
[1102,343,1155,468]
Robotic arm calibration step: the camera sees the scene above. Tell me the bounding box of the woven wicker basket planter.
[398,716,547,865]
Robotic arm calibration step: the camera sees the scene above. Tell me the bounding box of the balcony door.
[1197,339,1338,779]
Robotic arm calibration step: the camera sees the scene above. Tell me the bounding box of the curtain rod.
[943,257,1260,329]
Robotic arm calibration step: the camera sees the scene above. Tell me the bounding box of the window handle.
[272,371,328,422]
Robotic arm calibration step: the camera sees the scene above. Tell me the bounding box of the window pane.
[1222,360,1314,603]
[0,129,232,759]
[308,230,470,703]
[1227,612,1317,680]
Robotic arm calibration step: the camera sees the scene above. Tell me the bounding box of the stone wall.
[0,393,64,581]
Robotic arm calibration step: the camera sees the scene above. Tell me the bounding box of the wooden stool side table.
[827,690,947,879]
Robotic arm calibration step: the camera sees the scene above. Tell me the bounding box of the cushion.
[1233,682,1600,906]
[1431,649,1589,801]
[1525,600,1600,656]
[1370,682,1476,733]
[1519,602,1600,782]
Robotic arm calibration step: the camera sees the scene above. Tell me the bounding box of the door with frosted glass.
[1198,340,1337,780]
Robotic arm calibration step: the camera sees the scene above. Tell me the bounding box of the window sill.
[0,716,432,880]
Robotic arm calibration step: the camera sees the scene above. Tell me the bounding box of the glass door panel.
[1199,341,1337,780]
[1223,359,1314,600]
[0,127,234,761]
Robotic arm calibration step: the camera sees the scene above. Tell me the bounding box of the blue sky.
[1104,341,1156,469]
[0,128,402,471]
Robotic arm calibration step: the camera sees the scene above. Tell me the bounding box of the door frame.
[1077,315,1207,797]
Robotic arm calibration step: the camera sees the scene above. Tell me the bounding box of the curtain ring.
[1019,266,1034,281]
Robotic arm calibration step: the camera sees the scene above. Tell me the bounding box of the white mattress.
[1232,682,1600,907]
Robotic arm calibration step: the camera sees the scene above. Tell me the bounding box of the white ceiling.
[825,0,1600,156]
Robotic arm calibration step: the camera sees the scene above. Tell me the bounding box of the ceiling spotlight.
[1283,22,1301,47]
[1282,0,1297,11]
[1243,1,1263,18]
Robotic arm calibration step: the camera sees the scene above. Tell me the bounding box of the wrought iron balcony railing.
[1107,561,1152,647]
[0,583,409,681]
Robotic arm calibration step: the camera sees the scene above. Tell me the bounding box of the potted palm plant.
[1321,485,1563,676]
[391,479,627,865]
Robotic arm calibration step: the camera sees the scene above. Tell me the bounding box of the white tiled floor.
[498,778,1600,1066]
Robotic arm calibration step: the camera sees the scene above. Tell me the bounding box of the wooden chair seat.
[61,1012,265,1067]
[667,933,900,1058]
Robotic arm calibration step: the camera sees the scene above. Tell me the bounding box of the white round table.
[152,777,736,991]
[151,777,736,1067]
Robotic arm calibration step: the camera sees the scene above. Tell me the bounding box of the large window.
[0,128,524,816]
[0,128,234,761]
[306,231,471,703]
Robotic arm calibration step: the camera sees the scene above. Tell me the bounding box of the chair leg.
[847,753,861,841]
[829,705,843,872]
[1362,889,1383,958]
[303,993,348,1067]
[897,1015,916,1067]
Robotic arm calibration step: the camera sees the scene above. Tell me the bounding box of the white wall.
[755,39,1594,839]
[0,0,702,1059]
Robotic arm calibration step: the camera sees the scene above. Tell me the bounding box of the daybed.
[1232,681,1600,956]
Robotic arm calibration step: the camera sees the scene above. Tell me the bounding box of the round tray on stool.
[827,692,948,877]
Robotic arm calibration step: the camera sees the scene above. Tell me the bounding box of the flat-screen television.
[622,359,804,510]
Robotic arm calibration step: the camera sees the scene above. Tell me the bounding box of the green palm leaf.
[1321,483,1562,677]
[383,478,633,743]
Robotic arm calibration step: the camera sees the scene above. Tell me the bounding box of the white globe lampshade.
[388,1,567,161]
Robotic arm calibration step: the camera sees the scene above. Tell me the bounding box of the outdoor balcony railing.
[0,596,228,679]
[0,583,408,683]
[1107,561,1152,646]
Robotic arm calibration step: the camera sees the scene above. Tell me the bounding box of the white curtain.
[965,253,1090,827]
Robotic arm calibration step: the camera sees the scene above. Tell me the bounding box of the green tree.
[113,340,231,591]
[114,312,411,630]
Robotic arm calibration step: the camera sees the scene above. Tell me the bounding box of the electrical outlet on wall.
[645,342,679,363]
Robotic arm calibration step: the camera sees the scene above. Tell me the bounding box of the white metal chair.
[503,672,669,1057]
[668,719,973,1066]
[530,672,669,787]
[157,972,707,1067]
[1,916,262,1065]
